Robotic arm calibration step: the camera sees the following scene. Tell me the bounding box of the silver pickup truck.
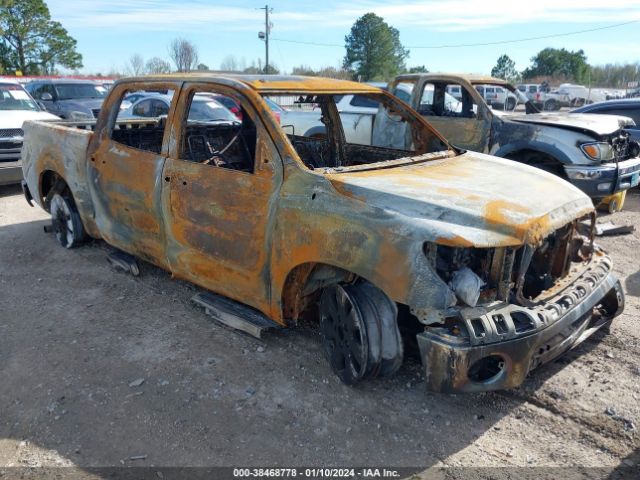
[387,74,640,200]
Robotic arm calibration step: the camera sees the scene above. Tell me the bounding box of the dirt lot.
[0,183,638,478]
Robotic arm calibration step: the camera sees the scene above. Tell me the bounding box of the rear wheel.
[506,97,516,111]
[319,281,402,385]
[50,193,86,249]
[544,99,558,111]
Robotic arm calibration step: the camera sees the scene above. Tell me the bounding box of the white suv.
[475,84,518,110]
[0,79,59,185]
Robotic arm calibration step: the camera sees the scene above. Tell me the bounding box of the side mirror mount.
[40,92,53,101]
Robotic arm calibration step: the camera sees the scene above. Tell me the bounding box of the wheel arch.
[279,261,384,323]
[303,125,327,138]
[494,140,572,165]
[501,147,568,178]
[39,169,72,212]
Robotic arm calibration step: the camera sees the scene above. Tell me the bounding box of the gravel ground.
[0,183,638,479]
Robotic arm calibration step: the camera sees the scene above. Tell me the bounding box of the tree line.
[491,49,640,88]
[1,0,638,88]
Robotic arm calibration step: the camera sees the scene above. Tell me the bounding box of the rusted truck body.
[21,74,624,393]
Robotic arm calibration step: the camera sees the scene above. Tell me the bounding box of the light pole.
[258,5,272,73]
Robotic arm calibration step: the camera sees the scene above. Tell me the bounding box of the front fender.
[269,165,455,323]
[492,124,597,166]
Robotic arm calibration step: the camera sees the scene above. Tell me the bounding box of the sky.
[46,0,640,76]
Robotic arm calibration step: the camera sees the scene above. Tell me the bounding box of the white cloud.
[47,0,640,33]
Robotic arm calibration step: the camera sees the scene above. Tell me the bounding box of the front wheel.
[319,281,403,385]
[50,193,86,249]
[506,98,516,111]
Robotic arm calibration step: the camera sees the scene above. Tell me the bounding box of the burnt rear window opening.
[260,92,451,171]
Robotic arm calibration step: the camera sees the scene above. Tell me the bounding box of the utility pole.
[258,5,272,73]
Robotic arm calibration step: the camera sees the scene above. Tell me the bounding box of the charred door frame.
[87,80,182,268]
[413,79,491,153]
[161,81,284,314]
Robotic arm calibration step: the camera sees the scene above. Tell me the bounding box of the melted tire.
[355,281,403,377]
[50,193,86,249]
[319,281,403,385]
[319,284,370,385]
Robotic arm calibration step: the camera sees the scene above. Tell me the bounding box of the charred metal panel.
[86,80,182,268]
[21,121,100,237]
[160,81,284,316]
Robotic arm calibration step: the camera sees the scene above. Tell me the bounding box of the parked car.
[25,79,108,120]
[388,73,640,199]
[119,94,238,124]
[123,91,152,105]
[517,83,570,111]
[475,84,518,111]
[21,74,624,393]
[0,80,59,186]
[334,93,381,114]
[573,98,640,142]
[516,83,542,102]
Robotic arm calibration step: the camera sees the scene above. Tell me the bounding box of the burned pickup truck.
[21,74,624,392]
[388,74,640,200]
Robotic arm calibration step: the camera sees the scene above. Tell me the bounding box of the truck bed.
[21,120,95,213]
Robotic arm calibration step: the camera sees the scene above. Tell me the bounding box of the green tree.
[522,48,589,83]
[407,65,428,74]
[263,64,279,74]
[343,13,409,81]
[0,0,82,74]
[491,54,518,81]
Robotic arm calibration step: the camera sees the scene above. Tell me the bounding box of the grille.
[0,128,23,138]
[0,140,22,149]
[92,108,101,118]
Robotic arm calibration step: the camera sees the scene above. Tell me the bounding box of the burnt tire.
[319,281,402,385]
[50,193,86,249]
[350,281,403,377]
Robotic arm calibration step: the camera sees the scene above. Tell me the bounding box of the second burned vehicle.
[21,75,624,393]
[387,74,640,200]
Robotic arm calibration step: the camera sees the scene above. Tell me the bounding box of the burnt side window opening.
[179,91,256,173]
[111,87,176,154]
[261,93,449,170]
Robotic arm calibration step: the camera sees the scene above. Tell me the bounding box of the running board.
[107,250,141,276]
[191,292,281,339]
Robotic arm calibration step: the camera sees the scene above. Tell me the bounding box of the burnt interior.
[182,121,256,173]
[112,121,165,154]
[288,134,413,169]
[270,92,447,170]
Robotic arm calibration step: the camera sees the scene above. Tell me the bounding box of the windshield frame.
[260,90,454,173]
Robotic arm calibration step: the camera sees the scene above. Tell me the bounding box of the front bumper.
[0,160,23,186]
[417,255,624,393]
[565,157,640,199]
